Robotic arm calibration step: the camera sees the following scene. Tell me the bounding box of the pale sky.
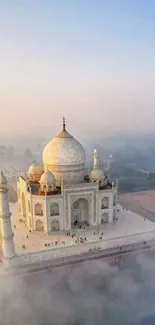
[1,0,155,140]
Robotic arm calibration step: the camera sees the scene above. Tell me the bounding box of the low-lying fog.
[1,254,155,325]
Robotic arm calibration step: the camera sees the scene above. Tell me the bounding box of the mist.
[1,1,155,138]
[1,254,155,325]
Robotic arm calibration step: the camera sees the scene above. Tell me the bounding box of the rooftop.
[19,175,112,196]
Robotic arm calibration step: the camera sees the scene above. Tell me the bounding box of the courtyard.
[10,203,155,256]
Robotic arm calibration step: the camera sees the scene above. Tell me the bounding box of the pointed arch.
[50,203,59,216]
[36,220,44,231]
[51,220,60,231]
[71,198,89,226]
[35,203,43,216]
[101,213,108,224]
[101,197,109,209]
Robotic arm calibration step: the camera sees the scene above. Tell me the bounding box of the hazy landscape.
[1,0,155,324]
[1,253,155,325]
[2,131,155,202]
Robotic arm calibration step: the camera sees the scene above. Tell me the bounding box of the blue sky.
[1,0,155,139]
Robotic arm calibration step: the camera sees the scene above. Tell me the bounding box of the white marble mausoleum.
[17,119,118,234]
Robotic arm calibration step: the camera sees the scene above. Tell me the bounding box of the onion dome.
[28,161,42,182]
[42,118,85,186]
[39,170,55,185]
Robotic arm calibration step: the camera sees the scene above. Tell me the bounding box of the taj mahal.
[1,119,155,269]
[17,118,118,234]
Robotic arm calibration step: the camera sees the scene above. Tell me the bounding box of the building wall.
[17,177,31,227]
[31,195,46,232]
[46,195,63,232]
[17,177,118,233]
[63,183,99,229]
[98,187,117,224]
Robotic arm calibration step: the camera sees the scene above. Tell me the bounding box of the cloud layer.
[1,253,155,325]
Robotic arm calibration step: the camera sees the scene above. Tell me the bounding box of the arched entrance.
[50,203,59,216]
[35,203,43,216]
[36,220,44,232]
[71,198,89,227]
[21,192,26,218]
[101,197,109,209]
[51,220,60,231]
[101,213,108,224]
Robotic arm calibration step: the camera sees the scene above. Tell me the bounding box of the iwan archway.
[71,198,89,227]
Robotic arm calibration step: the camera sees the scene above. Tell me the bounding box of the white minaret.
[0,171,15,261]
[93,149,100,169]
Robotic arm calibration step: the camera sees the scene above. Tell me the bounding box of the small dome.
[90,169,105,181]
[0,171,7,185]
[40,170,55,185]
[28,161,42,176]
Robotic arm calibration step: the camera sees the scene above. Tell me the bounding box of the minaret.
[0,171,15,261]
[93,149,100,169]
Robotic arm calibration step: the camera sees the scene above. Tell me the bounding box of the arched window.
[36,220,44,231]
[101,213,108,224]
[35,203,43,216]
[50,203,59,216]
[51,220,60,231]
[73,201,79,209]
[101,197,109,209]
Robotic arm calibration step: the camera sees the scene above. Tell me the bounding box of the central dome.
[43,119,85,186]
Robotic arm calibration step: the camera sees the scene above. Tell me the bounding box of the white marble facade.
[17,119,118,234]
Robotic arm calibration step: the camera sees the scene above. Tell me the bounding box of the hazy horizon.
[1,0,155,139]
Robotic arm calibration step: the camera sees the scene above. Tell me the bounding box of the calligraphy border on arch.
[64,188,97,226]
[70,192,92,205]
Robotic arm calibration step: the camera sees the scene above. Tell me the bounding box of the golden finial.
[63,117,66,131]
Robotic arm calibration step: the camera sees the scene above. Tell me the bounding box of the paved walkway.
[10,203,155,257]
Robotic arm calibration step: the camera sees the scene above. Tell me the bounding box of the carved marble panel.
[64,188,98,229]
[70,192,92,205]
